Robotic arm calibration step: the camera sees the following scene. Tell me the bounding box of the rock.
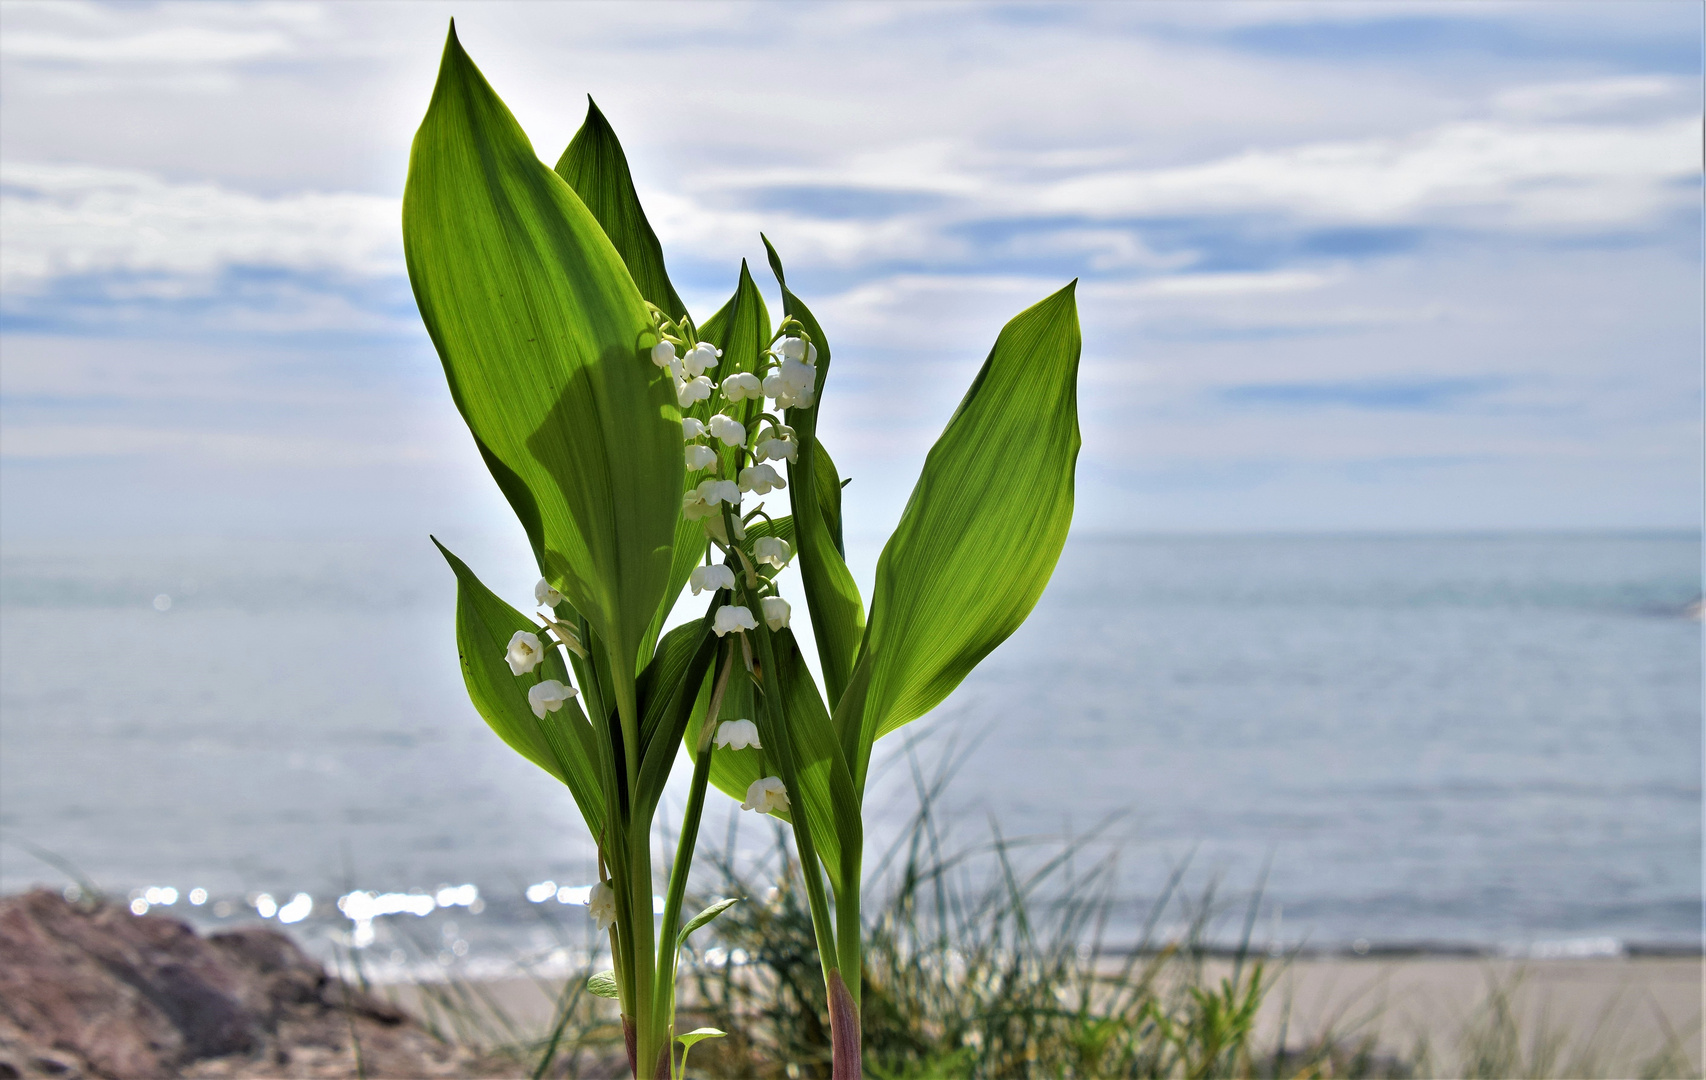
[0,889,493,1079]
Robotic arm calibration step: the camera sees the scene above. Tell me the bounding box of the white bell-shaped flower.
[651,341,677,369]
[703,513,746,544]
[738,463,785,494]
[761,595,791,631]
[505,631,547,675]
[741,776,789,814]
[776,337,808,362]
[713,605,759,636]
[689,564,737,595]
[685,444,718,471]
[714,718,761,750]
[682,488,714,521]
[781,357,815,388]
[754,436,798,464]
[721,372,763,402]
[753,536,791,568]
[677,376,714,408]
[708,414,747,447]
[682,417,706,441]
[683,479,741,521]
[528,679,578,719]
[682,342,722,377]
[535,579,562,608]
[587,881,617,932]
[764,358,818,410]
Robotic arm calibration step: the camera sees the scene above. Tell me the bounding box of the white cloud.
[0,27,294,64]
[0,423,443,466]
[0,163,402,291]
[1027,116,1699,229]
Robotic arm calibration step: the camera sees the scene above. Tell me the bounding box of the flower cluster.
[655,340,721,408]
[763,336,819,409]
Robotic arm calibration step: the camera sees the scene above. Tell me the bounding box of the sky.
[0,0,1700,553]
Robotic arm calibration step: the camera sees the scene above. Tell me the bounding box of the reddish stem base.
[828,971,861,1080]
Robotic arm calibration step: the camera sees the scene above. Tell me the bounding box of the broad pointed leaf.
[688,628,858,877]
[849,282,1081,790]
[762,236,865,706]
[554,97,686,320]
[404,26,681,680]
[433,537,605,836]
[633,616,718,820]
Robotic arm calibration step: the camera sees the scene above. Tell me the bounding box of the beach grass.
[347,742,1700,1079]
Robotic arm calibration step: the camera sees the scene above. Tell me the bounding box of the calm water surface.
[1,532,1698,968]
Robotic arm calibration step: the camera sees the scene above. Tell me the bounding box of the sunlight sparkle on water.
[276,892,313,924]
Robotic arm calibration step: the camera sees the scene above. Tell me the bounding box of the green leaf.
[688,628,858,878]
[773,628,863,885]
[848,282,1081,790]
[677,1028,726,1048]
[684,649,765,823]
[814,442,846,557]
[554,97,686,321]
[698,260,772,470]
[432,537,605,837]
[587,970,620,999]
[633,616,718,820]
[404,25,682,679]
[677,897,740,945]
[761,236,865,707]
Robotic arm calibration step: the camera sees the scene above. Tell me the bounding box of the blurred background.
[0,1,1699,972]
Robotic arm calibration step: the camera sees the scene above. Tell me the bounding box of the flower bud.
[741,776,789,814]
[527,679,578,719]
[753,536,791,568]
[651,341,677,368]
[535,579,562,608]
[689,564,737,595]
[708,413,747,447]
[777,337,807,361]
[713,605,759,636]
[505,631,547,675]
[761,595,791,631]
[714,719,761,750]
[686,444,718,471]
[587,881,617,932]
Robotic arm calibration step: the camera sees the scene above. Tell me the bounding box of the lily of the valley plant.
[404,23,1079,1080]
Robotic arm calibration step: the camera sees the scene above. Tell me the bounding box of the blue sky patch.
[1220,378,1506,411]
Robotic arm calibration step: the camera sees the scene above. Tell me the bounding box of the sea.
[1,531,1699,978]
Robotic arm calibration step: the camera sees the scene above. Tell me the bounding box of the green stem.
[834,868,862,1010]
[623,817,659,1078]
[653,643,732,1043]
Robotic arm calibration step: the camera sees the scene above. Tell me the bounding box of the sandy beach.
[386,954,1703,1075]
